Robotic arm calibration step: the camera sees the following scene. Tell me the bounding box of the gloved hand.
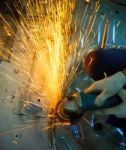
[84,71,126,118]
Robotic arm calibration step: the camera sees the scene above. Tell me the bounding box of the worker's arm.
[84,70,126,118]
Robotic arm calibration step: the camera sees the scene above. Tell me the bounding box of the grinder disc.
[56,101,83,123]
[56,102,71,122]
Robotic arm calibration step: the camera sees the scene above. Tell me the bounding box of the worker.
[83,48,126,118]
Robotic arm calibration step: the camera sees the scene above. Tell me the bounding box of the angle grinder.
[56,48,126,123]
[56,92,122,123]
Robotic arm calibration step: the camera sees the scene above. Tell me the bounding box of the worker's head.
[84,48,126,80]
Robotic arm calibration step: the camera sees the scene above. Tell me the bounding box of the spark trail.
[0,0,100,113]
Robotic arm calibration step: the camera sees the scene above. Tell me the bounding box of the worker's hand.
[84,71,126,107]
[93,89,126,118]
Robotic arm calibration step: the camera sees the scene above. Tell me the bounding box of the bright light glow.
[12,0,77,111]
[85,0,90,3]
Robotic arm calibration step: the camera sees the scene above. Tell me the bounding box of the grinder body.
[57,92,122,123]
[77,93,122,111]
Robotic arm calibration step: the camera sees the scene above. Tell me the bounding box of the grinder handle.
[79,93,122,110]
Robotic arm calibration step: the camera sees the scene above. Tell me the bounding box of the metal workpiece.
[54,126,82,150]
[15,100,44,117]
[1,0,126,150]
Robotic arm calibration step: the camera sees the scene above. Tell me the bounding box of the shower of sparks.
[0,0,100,113]
[43,122,71,130]
[18,0,77,111]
